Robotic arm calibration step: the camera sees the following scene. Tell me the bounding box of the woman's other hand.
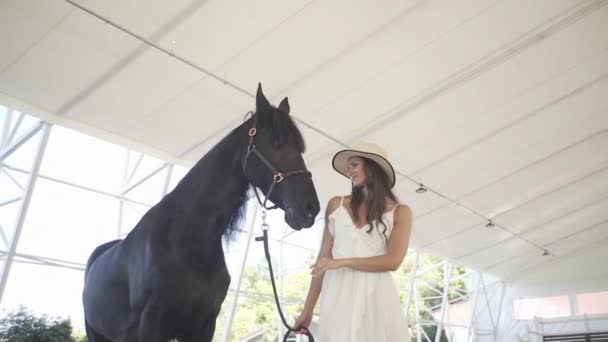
[311,257,344,277]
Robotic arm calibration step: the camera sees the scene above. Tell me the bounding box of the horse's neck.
[167,127,249,259]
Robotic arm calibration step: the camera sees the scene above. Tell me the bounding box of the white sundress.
[317,197,411,341]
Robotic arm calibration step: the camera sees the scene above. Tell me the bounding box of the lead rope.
[255,210,315,342]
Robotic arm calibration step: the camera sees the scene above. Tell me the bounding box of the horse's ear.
[278,97,290,115]
[256,83,271,112]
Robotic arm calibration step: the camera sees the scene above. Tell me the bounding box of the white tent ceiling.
[1,0,607,279]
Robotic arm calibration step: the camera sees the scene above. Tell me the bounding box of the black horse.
[82,84,320,342]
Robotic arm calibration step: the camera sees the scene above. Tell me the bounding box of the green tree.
[213,253,315,342]
[73,334,88,342]
[0,306,78,342]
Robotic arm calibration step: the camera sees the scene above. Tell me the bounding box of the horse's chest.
[155,262,231,312]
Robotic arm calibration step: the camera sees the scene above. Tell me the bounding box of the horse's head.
[242,83,320,230]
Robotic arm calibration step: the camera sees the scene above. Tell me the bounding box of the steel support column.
[0,122,51,303]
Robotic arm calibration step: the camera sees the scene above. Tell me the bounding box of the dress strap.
[390,203,401,217]
[340,196,345,206]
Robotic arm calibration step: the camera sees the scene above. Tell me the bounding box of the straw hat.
[332,142,396,188]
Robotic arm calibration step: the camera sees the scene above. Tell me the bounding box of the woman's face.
[347,156,367,187]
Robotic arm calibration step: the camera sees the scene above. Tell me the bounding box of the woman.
[294,142,412,341]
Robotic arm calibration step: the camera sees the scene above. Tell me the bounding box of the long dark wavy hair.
[350,157,397,241]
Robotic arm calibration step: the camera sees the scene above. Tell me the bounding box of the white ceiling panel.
[124,91,244,158]
[268,0,496,118]
[460,131,608,217]
[218,0,421,96]
[521,197,608,246]
[425,224,513,260]
[303,0,597,140]
[484,249,547,279]
[364,45,608,177]
[82,0,199,40]
[393,180,451,219]
[410,77,608,199]
[410,204,484,247]
[487,232,608,278]
[495,167,608,234]
[457,237,537,271]
[505,3,608,85]
[63,48,203,134]
[0,0,73,71]
[546,222,608,256]
[155,0,313,73]
[98,76,251,157]
[0,9,140,112]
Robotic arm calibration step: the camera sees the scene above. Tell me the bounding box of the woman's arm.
[312,205,412,276]
[300,196,340,314]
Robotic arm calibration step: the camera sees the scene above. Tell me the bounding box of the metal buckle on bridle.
[255,209,315,342]
[273,172,284,183]
[260,210,269,231]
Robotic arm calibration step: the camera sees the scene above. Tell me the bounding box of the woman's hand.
[311,257,345,277]
[294,311,313,333]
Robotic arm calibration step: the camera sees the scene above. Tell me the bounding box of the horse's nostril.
[306,202,317,218]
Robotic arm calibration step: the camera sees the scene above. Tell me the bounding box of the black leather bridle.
[242,112,316,341]
[242,112,312,210]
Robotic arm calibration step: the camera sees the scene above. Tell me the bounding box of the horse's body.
[83,85,320,342]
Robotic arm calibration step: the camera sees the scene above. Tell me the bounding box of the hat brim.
[332,149,396,188]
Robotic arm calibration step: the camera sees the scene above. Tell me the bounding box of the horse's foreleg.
[138,305,171,342]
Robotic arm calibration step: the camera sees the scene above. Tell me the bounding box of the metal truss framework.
[0,109,507,342]
[0,110,52,303]
[401,251,506,342]
[508,306,608,342]
[524,315,608,342]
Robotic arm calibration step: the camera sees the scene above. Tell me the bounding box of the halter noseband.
[242,112,312,210]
